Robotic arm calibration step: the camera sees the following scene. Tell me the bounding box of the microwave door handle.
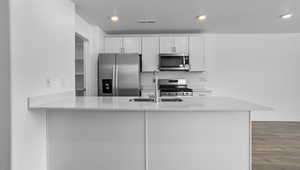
[115,65,118,96]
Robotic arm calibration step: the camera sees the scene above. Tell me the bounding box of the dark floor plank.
[253,121,300,170]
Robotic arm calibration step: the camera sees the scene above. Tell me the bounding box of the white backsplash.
[141,71,207,90]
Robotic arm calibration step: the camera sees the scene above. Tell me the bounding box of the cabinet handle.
[120,48,125,53]
[172,47,176,53]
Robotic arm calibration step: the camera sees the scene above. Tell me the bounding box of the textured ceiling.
[74,0,300,34]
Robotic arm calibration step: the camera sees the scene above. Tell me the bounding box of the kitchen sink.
[129,97,183,102]
[160,98,183,102]
[129,98,155,102]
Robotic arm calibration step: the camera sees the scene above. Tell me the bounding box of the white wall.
[9,0,75,170]
[75,14,105,96]
[0,0,11,170]
[205,34,300,121]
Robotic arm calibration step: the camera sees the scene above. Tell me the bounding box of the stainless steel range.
[158,79,193,96]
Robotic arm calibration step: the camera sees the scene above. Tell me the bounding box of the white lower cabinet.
[47,110,249,170]
[147,111,250,170]
[47,111,145,170]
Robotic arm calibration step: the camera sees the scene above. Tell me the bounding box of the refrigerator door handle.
[112,65,116,96]
[115,65,119,96]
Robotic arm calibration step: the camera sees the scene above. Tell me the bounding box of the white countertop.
[28,94,272,112]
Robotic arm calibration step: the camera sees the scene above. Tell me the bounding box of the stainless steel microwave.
[159,53,190,71]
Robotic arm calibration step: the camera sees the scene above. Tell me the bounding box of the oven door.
[159,53,189,71]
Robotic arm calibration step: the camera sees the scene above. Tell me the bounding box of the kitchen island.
[29,95,271,170]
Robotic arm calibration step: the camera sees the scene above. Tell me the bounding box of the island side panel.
[147,111,250,170]
[46,110,145,170]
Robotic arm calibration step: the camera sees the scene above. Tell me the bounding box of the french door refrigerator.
[98,53,141,96]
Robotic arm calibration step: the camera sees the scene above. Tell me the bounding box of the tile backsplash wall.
[141,71,207,90]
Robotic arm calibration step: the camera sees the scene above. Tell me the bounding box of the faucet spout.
[152,70,159,103]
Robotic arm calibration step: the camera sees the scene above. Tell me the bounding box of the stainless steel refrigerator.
[98,53,141,96]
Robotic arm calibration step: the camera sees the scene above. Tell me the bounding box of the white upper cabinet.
[142,37,159,72]
[104,35,205,72]
[104,37,123,53]
[123,37,141,53]
[159,37,174,53]
[174,37,189,54]
[104,37,141,54]
[189,36,205,71]
[159,36,189,54]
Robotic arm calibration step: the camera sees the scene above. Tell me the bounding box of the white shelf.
[75,35,86,96]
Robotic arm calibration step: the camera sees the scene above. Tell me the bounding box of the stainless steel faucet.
[152,70,159,102]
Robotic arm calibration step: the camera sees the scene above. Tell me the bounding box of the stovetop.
[160,88,193,92]
[158,79,193,96]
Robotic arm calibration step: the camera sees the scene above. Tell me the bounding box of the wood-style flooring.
[253,121,300,170]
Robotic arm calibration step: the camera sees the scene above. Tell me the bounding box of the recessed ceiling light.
[280,13,293,19]
[197,15,207,21]
[110,16,119,22]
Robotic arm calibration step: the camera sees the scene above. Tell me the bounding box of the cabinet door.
[123,37,141,53]
[174,37,189,54]
[147,111,250,170]
[142,37,159,72]
[159,37,174,53]
[48,111,145,170]
[104,37,122,53]
[189,36,205,71]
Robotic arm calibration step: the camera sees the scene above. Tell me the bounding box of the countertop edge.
[28,93,273,112]
[30,106,273,113]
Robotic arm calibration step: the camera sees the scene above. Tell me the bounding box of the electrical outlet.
[46,77,60,88]
[46,78,52,87]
